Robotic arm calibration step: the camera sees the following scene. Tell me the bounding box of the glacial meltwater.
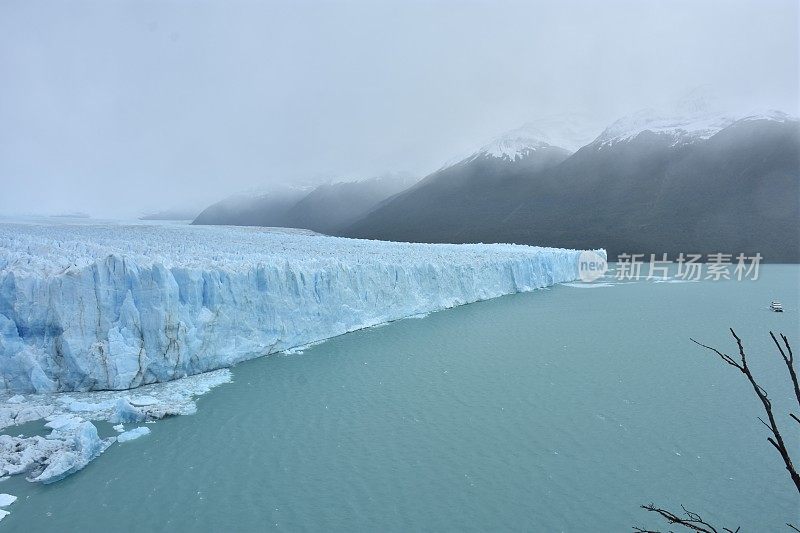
[2,266,798,531]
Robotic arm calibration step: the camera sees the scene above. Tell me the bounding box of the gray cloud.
[1,0,797,217]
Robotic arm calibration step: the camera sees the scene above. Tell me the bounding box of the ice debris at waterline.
[0,369,230,484]
[0,223,602,393]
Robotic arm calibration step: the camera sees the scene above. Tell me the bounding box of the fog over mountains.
[192,98,799,261]
[192,173,417,234]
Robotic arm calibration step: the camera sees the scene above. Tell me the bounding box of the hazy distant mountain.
[191,174,417,232]
[52,212,91,219]
[282,173,417,234]
[192,186,312,226]
[343,112,799,261]
[140,207,202,221]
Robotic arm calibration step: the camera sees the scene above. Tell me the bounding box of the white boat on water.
[770,301,784,312]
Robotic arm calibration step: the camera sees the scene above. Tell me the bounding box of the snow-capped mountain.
[595,108,794,147]
[446,113,604,166]
[593,90,795,147]
[473,124,554,162]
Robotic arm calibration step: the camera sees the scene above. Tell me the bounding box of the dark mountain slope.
[344,119,800,261]
[339,146,571,242]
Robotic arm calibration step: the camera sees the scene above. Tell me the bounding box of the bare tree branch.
[638,331,799,532]
[635,503,741,533]
[693,329,800,494]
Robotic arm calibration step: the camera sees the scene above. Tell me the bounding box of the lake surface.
[2,266,799,531]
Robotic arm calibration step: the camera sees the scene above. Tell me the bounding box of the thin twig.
[771,331,800,409]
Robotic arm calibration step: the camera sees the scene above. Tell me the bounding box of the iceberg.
[0,223,600,393]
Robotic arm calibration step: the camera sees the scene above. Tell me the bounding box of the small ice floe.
[112,424,124,433]
[0,509,8,522]
[0,494,17,506]
[116,427,150,443]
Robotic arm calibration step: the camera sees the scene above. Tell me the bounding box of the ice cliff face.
[0,223,599,393]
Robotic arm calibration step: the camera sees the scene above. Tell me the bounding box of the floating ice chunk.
[111,398,145,424]
[110,397,182,424]
[32,417,112,484]
[0,509,8,521]
[117,427,150,443]
[0,416,112,484]
[0,494,16,506]
[112,424,124,433]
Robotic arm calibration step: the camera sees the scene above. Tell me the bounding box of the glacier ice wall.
[0,223,602,393]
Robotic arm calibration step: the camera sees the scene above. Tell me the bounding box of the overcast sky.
[1,0,797,218]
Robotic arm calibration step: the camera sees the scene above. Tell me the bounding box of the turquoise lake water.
[2,266,799,531]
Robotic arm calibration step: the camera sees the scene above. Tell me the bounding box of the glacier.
[0,222,600,393]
